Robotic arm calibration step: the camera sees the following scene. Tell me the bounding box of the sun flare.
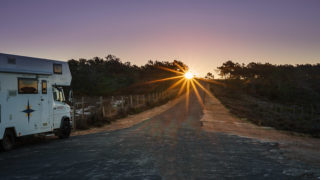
[184,71,193,79]
[143,63,222,111]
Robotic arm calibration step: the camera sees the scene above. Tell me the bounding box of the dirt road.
[0,91,319,179]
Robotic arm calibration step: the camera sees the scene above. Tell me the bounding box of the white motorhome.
[0,53,72,151]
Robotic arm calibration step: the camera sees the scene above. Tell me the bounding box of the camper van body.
[0,53,72,148]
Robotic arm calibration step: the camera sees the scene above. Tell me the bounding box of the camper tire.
[1,129,15,151]
[57,118,71,139]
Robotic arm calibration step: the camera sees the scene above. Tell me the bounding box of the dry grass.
[209,84,320,137]
[71,95,184,136]
[201,94,320,167]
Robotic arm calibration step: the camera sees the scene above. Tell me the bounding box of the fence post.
[72,105,76,129]
[81,97,85,120]
[108,97,112,116]
[100,96,105,117]
[121,96,124,109]
[136,95,139,105]
[142,95,145,105]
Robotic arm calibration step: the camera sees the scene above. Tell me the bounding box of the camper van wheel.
[1,130,15,151]
[58,119,71,139]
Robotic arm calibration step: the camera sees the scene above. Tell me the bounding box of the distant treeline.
[210,61,320,136]
[215,61,320,104]
[68,55,187,96]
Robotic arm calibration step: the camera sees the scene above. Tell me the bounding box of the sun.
[184,71,193,79]
[143,62,221,111]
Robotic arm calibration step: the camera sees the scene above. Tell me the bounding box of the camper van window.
[53,88,59,101]
[42,80,47,94]
[53,87,65,102]
[18,78,38,94]
[53,64,62,74]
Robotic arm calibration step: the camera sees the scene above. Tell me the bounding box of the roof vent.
[7,57,16,64]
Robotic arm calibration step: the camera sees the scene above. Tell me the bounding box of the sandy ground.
[71,91,319,167]
[71,95,184,136]
[201,94,320,167]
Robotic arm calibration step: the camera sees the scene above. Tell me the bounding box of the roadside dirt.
[71,95,184,136]
[201,94,320,167]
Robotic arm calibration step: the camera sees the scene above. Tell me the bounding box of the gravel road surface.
[0,92,318,179]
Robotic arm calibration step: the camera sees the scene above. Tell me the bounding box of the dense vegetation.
[68,55,187,96]
[210,61,320,136]
[216,61,320,104]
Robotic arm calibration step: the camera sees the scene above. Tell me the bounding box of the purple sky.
[1,0,320,76]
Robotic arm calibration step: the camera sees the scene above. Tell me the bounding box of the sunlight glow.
[143,64,223,112]
[184,71,194,79]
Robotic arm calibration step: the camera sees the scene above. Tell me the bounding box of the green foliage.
[68,55,187,96]
[212,61,320,136]
[216,61,320,104]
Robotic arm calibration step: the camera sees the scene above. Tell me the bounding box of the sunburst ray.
[195,77,224,86]
[144,75,184,84]
[186,80,190,112]
[174,62,187,73]
[167,78,185,91]
[142,65,218,112]
[178,80,187,96]
[193,79,215,98]
[190,79,204,108]
[157,66,184,75]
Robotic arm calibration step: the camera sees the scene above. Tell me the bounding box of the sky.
[1,0,320,77]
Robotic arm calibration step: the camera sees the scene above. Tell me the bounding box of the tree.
[205,72,214,80]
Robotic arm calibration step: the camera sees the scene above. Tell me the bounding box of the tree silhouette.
[68,55,188,96]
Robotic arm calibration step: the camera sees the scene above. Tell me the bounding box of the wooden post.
[130,95,133,107]
[81,97,84,120]
[102,106,105,117]
[142,95,145,105]
[121,96,124,109]
[137,95,139,105]
[100,96,105,117]
[72,105,76,129]
[152,93,155,102]
[108,98,112,116]
[157,92,159,101]
[100,96,103,109]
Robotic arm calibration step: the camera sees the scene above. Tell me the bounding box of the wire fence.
[71,90,179,129]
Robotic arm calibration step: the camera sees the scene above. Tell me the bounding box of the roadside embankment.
[201,94,320,167]
[71,95,184,136]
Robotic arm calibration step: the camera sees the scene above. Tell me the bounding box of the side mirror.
[68,90,73,103]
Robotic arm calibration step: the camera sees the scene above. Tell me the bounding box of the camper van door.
[39,79,51,131]
[52,87,66,129]
[17,78,42,134]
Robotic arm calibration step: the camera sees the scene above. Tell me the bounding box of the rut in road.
[0,91,316,179]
